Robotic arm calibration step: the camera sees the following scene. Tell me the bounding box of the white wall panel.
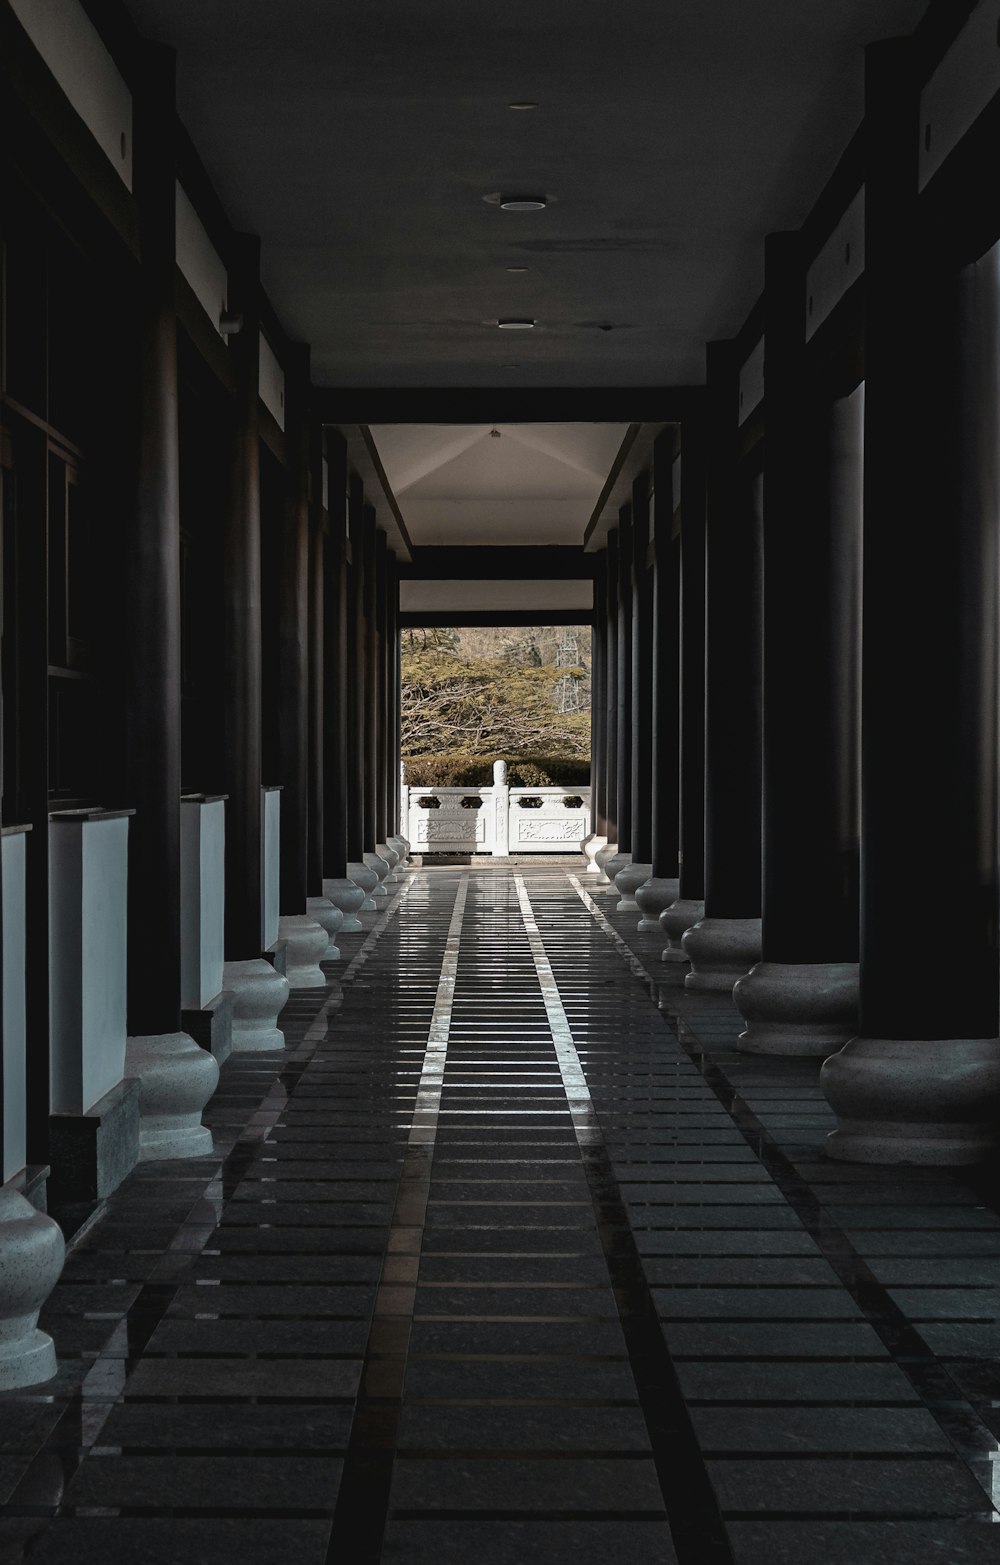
[176,183,228,337]
[10,0,133,189]
[920,1,1000,191]
[259,334,286,431]
[806,187,865,341]
[738,337,764,426]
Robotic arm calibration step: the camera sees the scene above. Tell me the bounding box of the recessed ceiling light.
[508,101,538,110]
[499,194,547,211]
[497,318,535,329]
[506,266,528,273]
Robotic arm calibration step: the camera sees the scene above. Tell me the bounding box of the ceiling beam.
[400,609,593,628]
[400,546,594,580]
[318,387,705,425]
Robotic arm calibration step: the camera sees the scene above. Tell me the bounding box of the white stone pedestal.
[222,959,290,1051]
[124,1032,219,1159]
[48,809,134,1115]
[582,834,607,873]
[261,786,282,950]
[661,898,703,962]
[2,828,30,1182]
[683,916,762,993]
[277,915,328,987]
[0,1182,65,1390]
[307,896,344,960]
[733,961,859,1057]
[615,860,652,913]
[602,850,631,889]
[180,794,227,1013]
[324,878,366,932]
[350,859,378,910]
[821,1036,1000,1164]
[364,850,390,898]
[634,876,679,934]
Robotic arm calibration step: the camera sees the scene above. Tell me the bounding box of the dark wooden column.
[650,435,681,884]
[223,235,263,958]
[822,41,1000,1161]
[684,343,763,990]
[614,507,633,856]
[346,475,366,863]
[703,345,762,917]
[125,44,182,1032]
[374,528,388,847]
[603,529,620,846]
[277,347,310,916]
[733,234,862,1055]
[678,420,707,904]
[591,554,609,841]
[629,475,653,869]
[660,418,707,959]
[306,417,324,899]
[362,506,378,853]
[386,550,400,840]
[760,235,859,965]
[322,433,349,880]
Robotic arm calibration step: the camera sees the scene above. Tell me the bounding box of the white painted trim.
[10,0,133,190]
[738,337,764,426]
[806,187,865,341]
[920,1,1000,191]
[2,835,28,1182]
[398,578,592,614]
[175,183,229,338]
[259,334,286,431]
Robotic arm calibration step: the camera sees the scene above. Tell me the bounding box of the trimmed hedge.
[403,752,591,787]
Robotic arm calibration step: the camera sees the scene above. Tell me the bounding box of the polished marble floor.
[2,864,999,1563]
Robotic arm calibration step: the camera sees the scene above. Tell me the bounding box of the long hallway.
[2,865,998,1564]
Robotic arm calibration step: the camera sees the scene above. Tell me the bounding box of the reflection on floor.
[2,865,999,1564]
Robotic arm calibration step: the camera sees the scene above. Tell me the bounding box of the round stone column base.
[660,898,704,962]
[581,834,607,873]
[614,861,652,913]
[307,896,344,960]
[377,842,400,882]
[683,916,762,992]
[821,1035,1000,1165]
[125,1032,219,1159]
[278,915,329,987]
[387,835,409,865]
[592,841,618,884]
[364,851,390,898]
[223,959,290,1051]
[324,878,366,932]
[602,850,631,889]
[0,1184,64,1390]
[348,861,379,912]
[733,962,860,1057]
[635,876,680,933]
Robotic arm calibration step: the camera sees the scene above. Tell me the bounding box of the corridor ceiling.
[369,424,629,547]
[123,0,929,391]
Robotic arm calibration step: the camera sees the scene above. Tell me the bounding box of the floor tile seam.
[513,873,736,1565]
[325,876,469,1565]
[566,873,1000,1517]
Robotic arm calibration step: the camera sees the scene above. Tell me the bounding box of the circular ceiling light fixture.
[496,318,535,329]
[506,266,528,273]
[508,101,539,110]
[499,194,547,210]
